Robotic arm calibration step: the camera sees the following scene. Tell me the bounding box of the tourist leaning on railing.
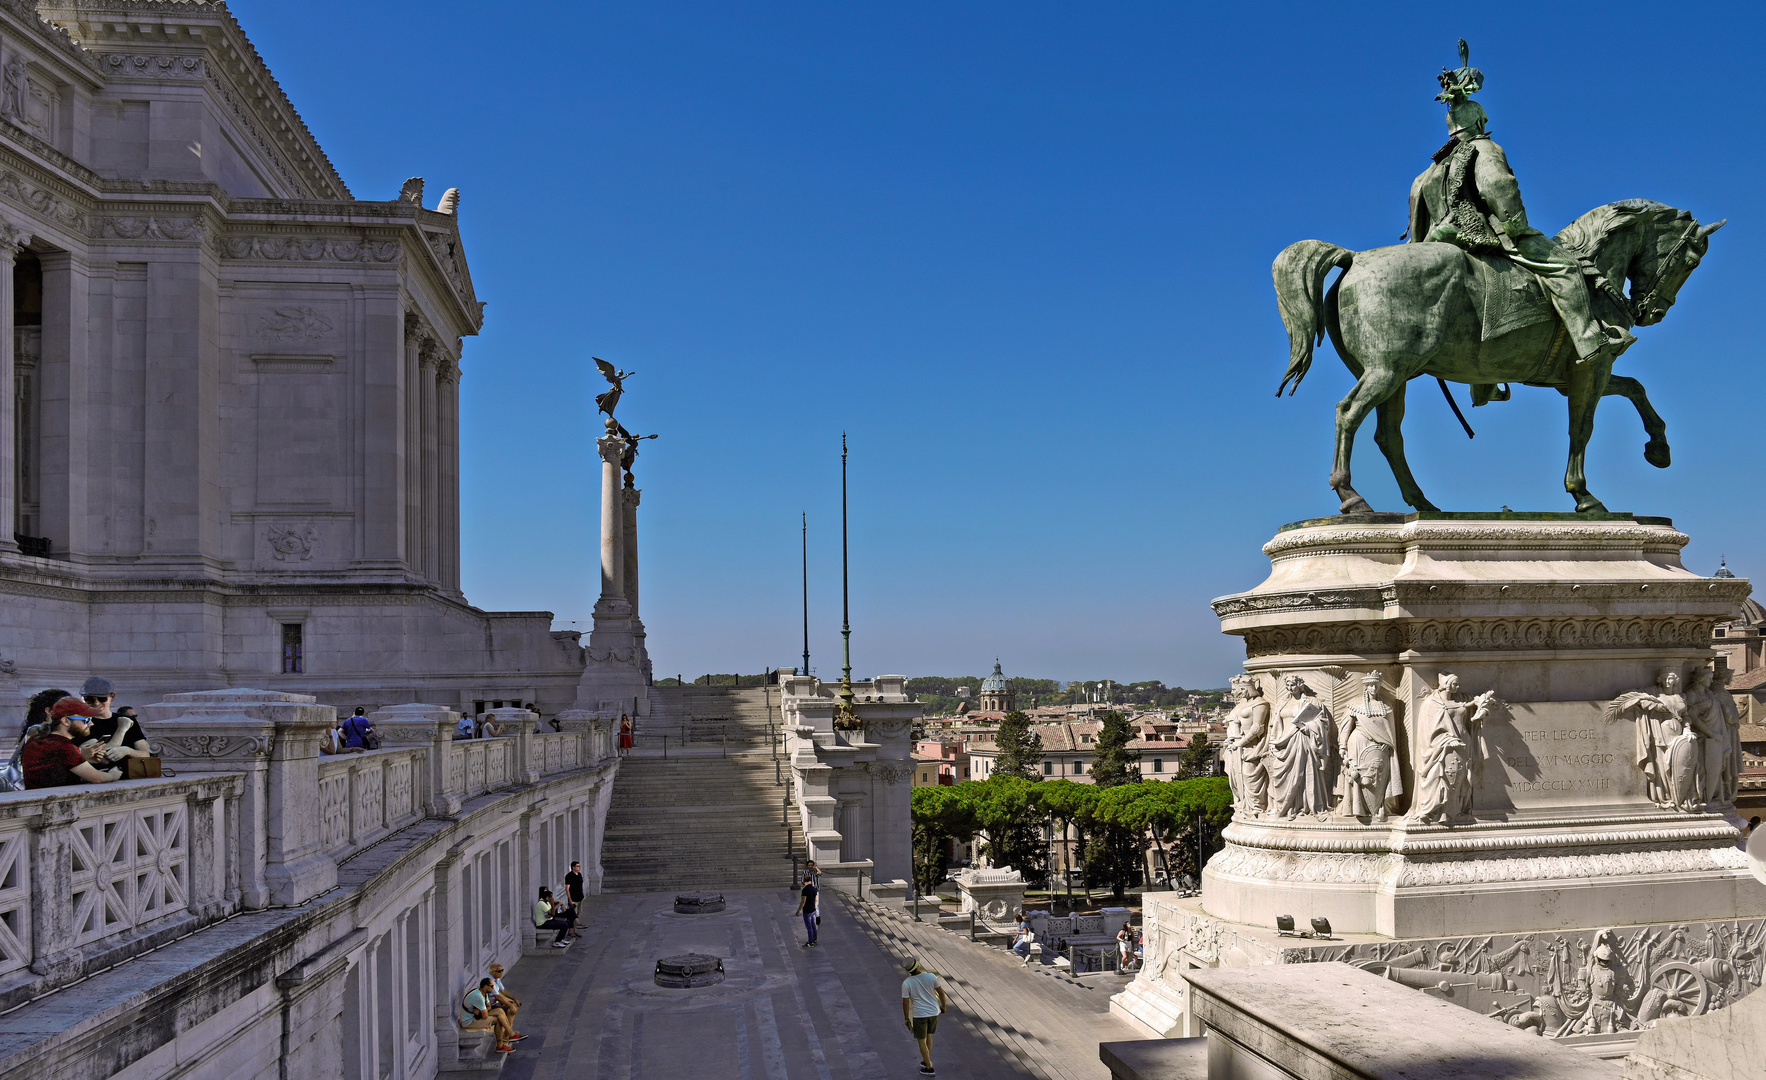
[75,678,153,767]
[23,698,122,788]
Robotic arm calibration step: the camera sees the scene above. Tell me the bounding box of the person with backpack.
[340,708,377,750]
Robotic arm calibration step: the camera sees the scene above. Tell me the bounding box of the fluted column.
[419,340,440,582]
[402,315,424,575]
[440,363,461,592]
[595,427,627,610]
[0,220,30,553]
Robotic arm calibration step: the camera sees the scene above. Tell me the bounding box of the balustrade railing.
[317,748,427,858]
[0,776,239,993]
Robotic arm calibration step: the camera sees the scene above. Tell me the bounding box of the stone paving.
[498,888,1146,1080]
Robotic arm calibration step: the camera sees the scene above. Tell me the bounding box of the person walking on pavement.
[794,872,818,947]
[901,958,948,1075]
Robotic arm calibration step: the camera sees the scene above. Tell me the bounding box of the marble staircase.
[642,684,782,746]
[600,749,802,892]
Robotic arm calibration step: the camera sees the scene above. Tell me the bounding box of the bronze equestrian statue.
[1273,41,1722,514]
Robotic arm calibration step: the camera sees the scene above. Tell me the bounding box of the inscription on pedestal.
[1478,701,1640,812]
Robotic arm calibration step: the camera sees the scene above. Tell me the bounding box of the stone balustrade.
[0,775,240,997]
[317,748,427,857]
[0,687,620,1076]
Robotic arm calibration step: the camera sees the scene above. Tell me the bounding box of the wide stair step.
[601,744,801,893]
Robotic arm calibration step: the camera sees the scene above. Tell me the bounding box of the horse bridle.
[1601,221,1699,324]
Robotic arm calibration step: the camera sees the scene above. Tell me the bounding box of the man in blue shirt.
[340,708,375,749]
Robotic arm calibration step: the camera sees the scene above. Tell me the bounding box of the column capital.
[404,310,432,347]
[418,338,442,369]
[622,487,641,508]
[597,433,626,466]
[0,219,30,259]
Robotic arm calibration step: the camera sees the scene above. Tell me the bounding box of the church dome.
[1714,557,1736,579]
[980,661,1007,693]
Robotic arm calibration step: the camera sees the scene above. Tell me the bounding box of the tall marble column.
[596,427,627,612]
[402,316,424,576]
[0,221,30,553]
[621,486,640,622]
[419,341,440,582]
[440,363,461,594]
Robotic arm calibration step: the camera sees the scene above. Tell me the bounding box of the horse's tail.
[1273,240,1354,396]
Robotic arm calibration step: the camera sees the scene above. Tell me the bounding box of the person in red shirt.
[23,698,122,789]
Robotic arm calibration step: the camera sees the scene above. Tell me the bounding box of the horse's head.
[1628,213,1724,326]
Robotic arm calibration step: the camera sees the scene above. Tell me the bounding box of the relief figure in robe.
[1606,668,1703,812]
[1407,673,1495,825]
[1268,673,1336,818]
[1222,674,1271,817]
[1686,665,1740,806]
[1338,673,1404,822]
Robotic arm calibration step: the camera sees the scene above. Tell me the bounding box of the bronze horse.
[1273,200,1722,513]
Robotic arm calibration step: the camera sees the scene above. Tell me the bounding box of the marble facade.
[0,1,586,727]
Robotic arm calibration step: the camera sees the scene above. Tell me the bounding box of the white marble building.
[0,0,587,726]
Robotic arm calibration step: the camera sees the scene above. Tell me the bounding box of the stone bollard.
[368,703,463,818]
[145,688,339,909]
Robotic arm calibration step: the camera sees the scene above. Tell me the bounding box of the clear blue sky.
[239,1,1761,688]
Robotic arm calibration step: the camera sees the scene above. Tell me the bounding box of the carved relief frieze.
[96,214,205,242]
[255,306,334,342]
[1241,616,1716,658]
[0,170,84,229]
[1287,918,1764,1036]
[863,717,914,739]
[156,734,271,759]
[221,235,400,263]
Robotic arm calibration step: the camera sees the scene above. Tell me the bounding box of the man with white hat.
[901,958,948,1076]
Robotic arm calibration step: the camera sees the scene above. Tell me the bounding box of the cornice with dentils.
[38,0,351,200]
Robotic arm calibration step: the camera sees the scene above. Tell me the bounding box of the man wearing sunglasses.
[77,677,152,766]
[23,698,122,788]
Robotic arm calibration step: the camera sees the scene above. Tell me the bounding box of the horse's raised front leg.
[1603,374,1671,469]
[1564,360,1613,513]
[1372,383,1439,512]
[1331,368,1409,514]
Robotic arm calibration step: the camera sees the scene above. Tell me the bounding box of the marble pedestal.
[1115,514,1765,1045]
[954,867,1027,927]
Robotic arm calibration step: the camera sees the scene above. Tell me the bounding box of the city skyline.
[240,1,1762,686]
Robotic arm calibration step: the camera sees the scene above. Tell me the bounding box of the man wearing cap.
[77,677,151,766]
[901,959,948,1076]
[23,698,122,789]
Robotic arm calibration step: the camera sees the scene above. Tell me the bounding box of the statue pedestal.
[1116,513,1765,1045]
[954,867,1026,928]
